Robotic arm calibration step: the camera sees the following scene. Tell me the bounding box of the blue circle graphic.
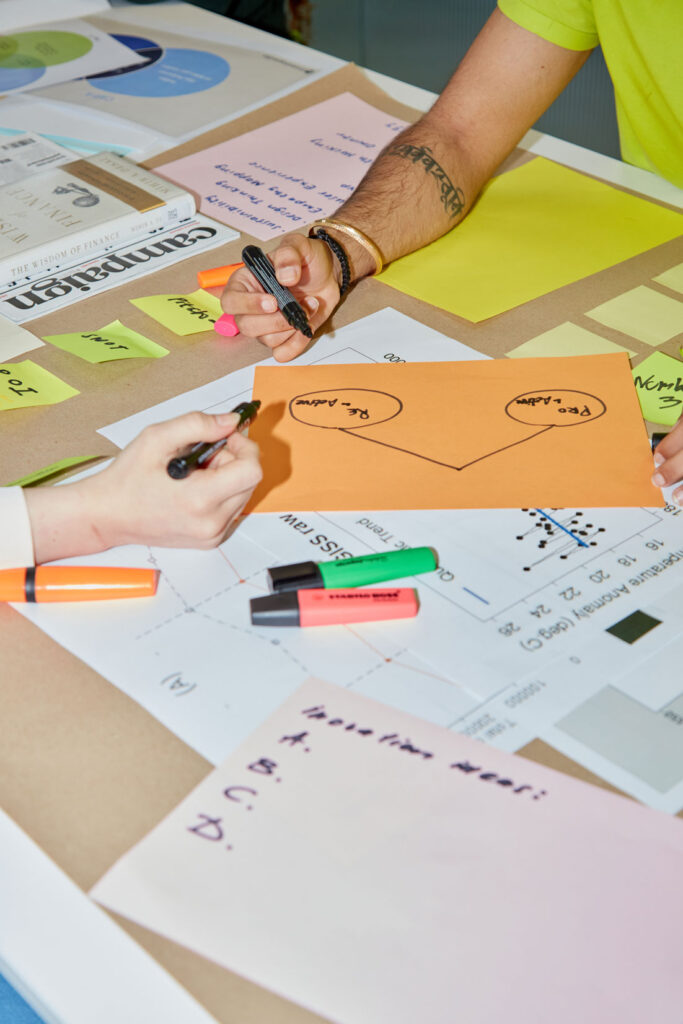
[0,65,45,90]
[87,34,164,80]
[91,46,230,97]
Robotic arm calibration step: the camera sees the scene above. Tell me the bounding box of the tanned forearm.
[323,8,591,282]
[325,118,479,281]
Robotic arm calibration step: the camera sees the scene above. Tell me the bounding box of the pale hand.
[26,411,262,562]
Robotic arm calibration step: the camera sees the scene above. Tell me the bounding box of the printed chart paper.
[247,354,660,510]
[0,20,145,95]
[35,18,316,140]
[91,679,683,1024]
[0,2,110,33]
[378,157,683,322]
[156,93,408,239]
[15,311,683,812]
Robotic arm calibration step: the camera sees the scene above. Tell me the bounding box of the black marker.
[241,244,312,339]
[166,400,261,479]
[651,431,668,451]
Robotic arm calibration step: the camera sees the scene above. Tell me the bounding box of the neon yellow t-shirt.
[497,0,683,187]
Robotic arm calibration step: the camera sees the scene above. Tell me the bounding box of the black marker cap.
[251,592,300,627]
[651,432,668,450]
[267,560,323,593]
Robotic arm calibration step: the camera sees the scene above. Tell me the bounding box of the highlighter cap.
[267,560,322,593]
[251,592,300,626]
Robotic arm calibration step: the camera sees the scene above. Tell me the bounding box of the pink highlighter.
[250,587,419,627]
[214,313,239,338]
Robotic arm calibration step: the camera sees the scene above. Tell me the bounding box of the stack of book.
[0,150,196,290]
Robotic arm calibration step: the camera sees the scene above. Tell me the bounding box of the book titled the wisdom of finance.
[0,151,196,289]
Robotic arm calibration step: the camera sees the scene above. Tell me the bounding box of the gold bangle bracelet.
[309,218,384,275]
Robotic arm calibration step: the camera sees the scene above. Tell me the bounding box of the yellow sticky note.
[507,323,636,359]
[130,288,223,336]
[4,455,101,487]
[653,263,683,296]
[377,157,683,322]
[0,360,78,410]
[43,320,169,363]
[632,351,683,425]
[586,286,683,346]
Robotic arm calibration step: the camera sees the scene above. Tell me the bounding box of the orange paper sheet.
[248,354,660,511]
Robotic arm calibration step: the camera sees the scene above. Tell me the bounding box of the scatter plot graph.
[518,509,607,571]
[407,504,661,625]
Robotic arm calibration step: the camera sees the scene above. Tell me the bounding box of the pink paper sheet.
[92,678,683,1024]
[156,93,408,239]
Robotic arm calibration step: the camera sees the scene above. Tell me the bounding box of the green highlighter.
[267,547,438,593]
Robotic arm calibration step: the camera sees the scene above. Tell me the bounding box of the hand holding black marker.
[241,244,313,339]
[167,400,261,479]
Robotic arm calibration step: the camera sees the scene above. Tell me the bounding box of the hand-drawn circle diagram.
[505,390,606,427]
[289,388,403,429]
[287,386,607,473]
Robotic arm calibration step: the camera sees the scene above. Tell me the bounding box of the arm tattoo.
[387,142,465,219]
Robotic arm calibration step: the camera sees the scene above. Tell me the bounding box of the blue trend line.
[534,508,589,548]
[463,586,490,604]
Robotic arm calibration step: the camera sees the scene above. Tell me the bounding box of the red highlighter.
[0,566,159,602]
[250,587,418,627]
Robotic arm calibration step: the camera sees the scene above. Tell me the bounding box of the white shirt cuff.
[0,487,36,569]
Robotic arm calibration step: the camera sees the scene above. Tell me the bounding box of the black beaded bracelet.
[309,226,351,296]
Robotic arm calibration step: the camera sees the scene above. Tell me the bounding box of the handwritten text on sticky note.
[0,360,78,410]
[131,289,223,336]
[632,350,683,425]
[43,319,169,362]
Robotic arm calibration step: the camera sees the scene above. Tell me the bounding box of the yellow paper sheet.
[43,320,169,363]
[130,288,223,336]
[653,263,683,296]
[247,354,660,511]
[586,286,683,346]
[507,323,635,359]
[4,455,101,488]
[377,157,683,322]
[0,360,78,410]
[632,351,683,426]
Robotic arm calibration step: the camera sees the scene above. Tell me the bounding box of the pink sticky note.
[156,93,408,240]
[214,314,239,338]
[91,678,683,1024]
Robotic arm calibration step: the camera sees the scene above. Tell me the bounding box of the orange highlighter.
[0,566,159,602]
[197,262,243,289]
